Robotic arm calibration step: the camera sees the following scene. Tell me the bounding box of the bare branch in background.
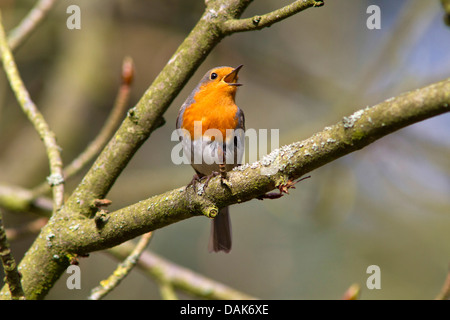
[0,12,64,210]
[108,242,257,300]
[32,56,135,198]
[222,0,324,34]
[7,0,58,51]
[88,232,153,300]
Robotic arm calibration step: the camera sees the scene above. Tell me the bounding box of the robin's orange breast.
[181,83,239,141]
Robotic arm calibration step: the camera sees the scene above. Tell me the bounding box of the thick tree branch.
[0,12,64,210]
[0,75,448,299]
[222,0,324,34]
[43,78,450,255]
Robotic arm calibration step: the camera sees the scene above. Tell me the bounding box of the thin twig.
[63,56,134,180]
[0,11,64,210]
[222,0,324,34]
[108,244,257,300]
[159,282,178,300]
[0,184,52,215]
[0,210,25,300]
[88,232,153,300]
[32,57,134,198]
[435,267,450,300]
[7,0,58,51]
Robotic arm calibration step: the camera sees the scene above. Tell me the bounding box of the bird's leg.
[219,163,227,184]
[218,146,229,185]
[203,171,220,188]
[198,168,229,191]
[187,173,202,191]
[188,172,220,193]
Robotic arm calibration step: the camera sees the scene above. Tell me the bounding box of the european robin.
[176,65,245,253]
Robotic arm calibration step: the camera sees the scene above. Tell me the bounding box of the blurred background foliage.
[0,0,449,299]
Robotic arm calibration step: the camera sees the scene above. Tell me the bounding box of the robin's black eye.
[210,72,218,80]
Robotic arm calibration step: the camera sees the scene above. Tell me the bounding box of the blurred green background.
[0,0,449,299]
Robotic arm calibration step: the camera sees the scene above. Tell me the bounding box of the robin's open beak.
[224,65,243,86]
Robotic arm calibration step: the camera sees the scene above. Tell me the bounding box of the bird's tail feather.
[208,207,232,253]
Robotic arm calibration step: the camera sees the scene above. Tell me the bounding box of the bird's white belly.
[181,131,244,176]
